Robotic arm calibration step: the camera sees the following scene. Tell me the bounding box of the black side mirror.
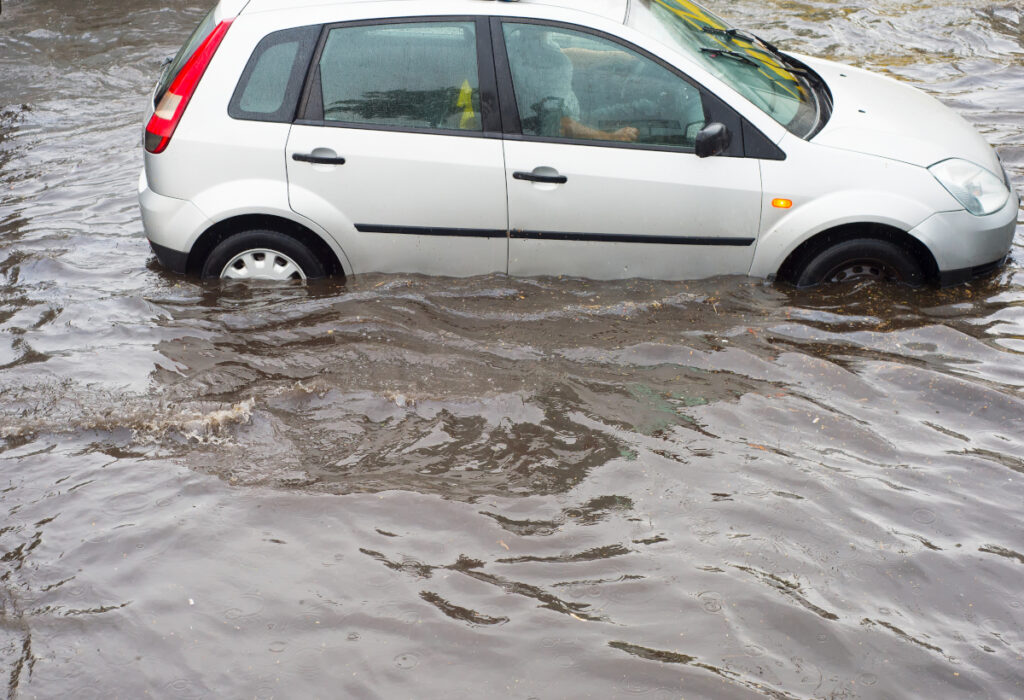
[695,122,730,158]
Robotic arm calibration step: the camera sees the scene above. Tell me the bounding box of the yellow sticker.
[457,79,475,129]
[654,0,801,98]
[654,0,726,31]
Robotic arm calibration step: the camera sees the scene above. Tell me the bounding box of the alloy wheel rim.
[220,249,306,281]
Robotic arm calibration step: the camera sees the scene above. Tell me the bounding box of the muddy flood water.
[1,1,1023,698]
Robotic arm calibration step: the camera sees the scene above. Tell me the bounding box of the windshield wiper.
[699,47,759,67]
[698,26,813,74]
[700,26,779,54]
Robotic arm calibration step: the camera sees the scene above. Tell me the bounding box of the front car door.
[287,18,508,276]
[495,20,763,280]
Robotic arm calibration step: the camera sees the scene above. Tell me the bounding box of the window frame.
[491,16,752,157]
[295,16,502,138]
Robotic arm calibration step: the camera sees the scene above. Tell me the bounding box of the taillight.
[145,19,233,154]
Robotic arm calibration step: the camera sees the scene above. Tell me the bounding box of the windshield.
[628,0,820,137]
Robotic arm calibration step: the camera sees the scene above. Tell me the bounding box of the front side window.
[317,21,482,131]
[503,23,705,148]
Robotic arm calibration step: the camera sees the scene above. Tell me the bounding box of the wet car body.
[138,0,1019,284]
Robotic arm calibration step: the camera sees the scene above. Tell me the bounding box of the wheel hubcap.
[220,249,305,281]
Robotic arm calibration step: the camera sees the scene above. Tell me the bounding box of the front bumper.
[138,168,211,274]
[909,188,1019,284]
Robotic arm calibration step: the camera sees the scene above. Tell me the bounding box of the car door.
[495,20,763,280]
[286,18,509,277]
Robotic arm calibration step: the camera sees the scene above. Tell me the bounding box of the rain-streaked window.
[319,22,482,131]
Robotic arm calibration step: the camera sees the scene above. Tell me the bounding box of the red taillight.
[145,19,233,154]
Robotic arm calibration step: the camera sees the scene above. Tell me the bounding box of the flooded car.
[139,0,1019,284]
[4,0,1024,697]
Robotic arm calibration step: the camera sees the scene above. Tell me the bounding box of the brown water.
[1,1,1023,698]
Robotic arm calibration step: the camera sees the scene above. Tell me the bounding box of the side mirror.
[695,122,731,158]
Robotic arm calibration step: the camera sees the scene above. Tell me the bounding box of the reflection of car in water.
[139,0,1018,287]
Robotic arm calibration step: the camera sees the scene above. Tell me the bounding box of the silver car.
[139,0,1019,285]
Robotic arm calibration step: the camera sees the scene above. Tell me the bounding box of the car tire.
[201,230,326,281]
[792,238,925,288]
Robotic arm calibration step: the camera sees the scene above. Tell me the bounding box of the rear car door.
[495,20,763,280]
[287,18,509,276]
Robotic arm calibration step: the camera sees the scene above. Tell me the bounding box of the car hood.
[801,55,1003,176]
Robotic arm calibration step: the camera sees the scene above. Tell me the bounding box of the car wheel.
[201,230,326,281]
[792,238,924,288]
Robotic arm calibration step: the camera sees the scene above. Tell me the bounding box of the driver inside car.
[505,26,641,142]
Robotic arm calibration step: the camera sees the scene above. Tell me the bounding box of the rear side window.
[229,26,320,123]
[313,21,482,131]
[156,8,217,106]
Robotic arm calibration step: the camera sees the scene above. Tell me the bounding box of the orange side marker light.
[772,198,793,209]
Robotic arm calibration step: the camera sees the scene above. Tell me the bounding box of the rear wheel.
[201,230,325,281]
[792,238,924,288]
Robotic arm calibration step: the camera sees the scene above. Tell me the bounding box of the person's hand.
[611,126,639,142]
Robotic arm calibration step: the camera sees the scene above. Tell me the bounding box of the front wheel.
[201,230,325,281]
[792,238,924,288]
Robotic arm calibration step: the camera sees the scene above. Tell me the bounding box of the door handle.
[292,152,346,165]
[513,170,567,184]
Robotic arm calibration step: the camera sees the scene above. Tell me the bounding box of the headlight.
[929,158,1010,216]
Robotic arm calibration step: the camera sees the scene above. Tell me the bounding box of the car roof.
[237,0,630,24]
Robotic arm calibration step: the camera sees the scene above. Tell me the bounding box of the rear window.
[155,8,217,106]
[229,26,320,123]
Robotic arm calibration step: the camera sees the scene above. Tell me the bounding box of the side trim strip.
[355,224,507,238]
[355,224,755,246]
[514,231,755,246]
